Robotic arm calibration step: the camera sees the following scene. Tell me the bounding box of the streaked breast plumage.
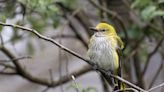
[87,34,119,71]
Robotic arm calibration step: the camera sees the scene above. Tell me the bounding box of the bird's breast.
[87,36,118,71]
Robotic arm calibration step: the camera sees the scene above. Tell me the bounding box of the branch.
[0,21,147,92]
[0,56,31,62]
[0,46,54,86]
[148,61,163,88]
[148,82,164,92]
[0,62,15,69]
[0,71,17,75]
[142,36,164,76]
[0,21,95,66]
[55,3,88,48]
[110,74,147,92]
[51,35,77,39]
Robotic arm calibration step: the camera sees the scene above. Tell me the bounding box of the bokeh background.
[0,0,164,92]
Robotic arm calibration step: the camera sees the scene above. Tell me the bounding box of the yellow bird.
[87,22,124,90]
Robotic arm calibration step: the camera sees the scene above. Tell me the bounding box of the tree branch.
[148,82,164,92]
[142,36,164,76]
[148,61,163,88]
[0,56,31,62]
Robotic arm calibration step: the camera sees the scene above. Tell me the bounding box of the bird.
[87,22,124,91]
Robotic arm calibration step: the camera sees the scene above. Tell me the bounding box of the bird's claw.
[92,65,98,70]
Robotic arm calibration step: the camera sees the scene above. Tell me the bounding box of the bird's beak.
[89,27,98,32]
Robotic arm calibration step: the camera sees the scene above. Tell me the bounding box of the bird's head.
[90,23,117,37]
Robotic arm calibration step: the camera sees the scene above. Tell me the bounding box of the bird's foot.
[92,64,98,70]
[106,71,112,77]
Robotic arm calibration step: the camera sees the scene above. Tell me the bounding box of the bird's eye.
[101,29,105,32]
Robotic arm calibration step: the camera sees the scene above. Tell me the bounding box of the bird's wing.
[116,36,124,49]
[116,36,124,90]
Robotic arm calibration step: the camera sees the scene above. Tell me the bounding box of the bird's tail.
[113,78,125,91]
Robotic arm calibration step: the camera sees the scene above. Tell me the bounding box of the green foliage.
[60,0,76,8]
[20,0,61,30]
[158,0,164,3]
[131,0,164,21]
[138,43,148,63]
[27,16,46,32]
[141,5,164,21]
[131,0,151,9]
[127,25,142,39]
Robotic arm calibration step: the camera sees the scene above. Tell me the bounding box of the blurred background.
[0,0,164,92]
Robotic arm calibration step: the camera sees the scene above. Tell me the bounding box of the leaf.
[151,10,164,18]
[127,26,142,39]
[158,0,164,3]
[141,5,157,20]
[138,44,148,63]
[131,0,150,8]
[60,0,76,8]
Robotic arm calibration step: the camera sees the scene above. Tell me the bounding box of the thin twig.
[71,75,79,92]
[0,62,15,69]
[148,82,164,92]
[0,32,4,46]
[148,61,163,88]
[51,35,76,39]
[142,36,164,76]
[42,69,54,92]
[0,70,17,75]
[56,3,88,48]
[0,56,32,62]
[110,74,147,92]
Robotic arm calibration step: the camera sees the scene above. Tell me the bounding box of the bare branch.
[142,36,164,76]
[148,82,164,92]
[0,62,15,69]
[110,74,147,92]
[148,61,163,88]
[0,70,17,75]
[51,35,77,39]
[71,75,79,92]
[0,56,32,62]
[0,32,4,46]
